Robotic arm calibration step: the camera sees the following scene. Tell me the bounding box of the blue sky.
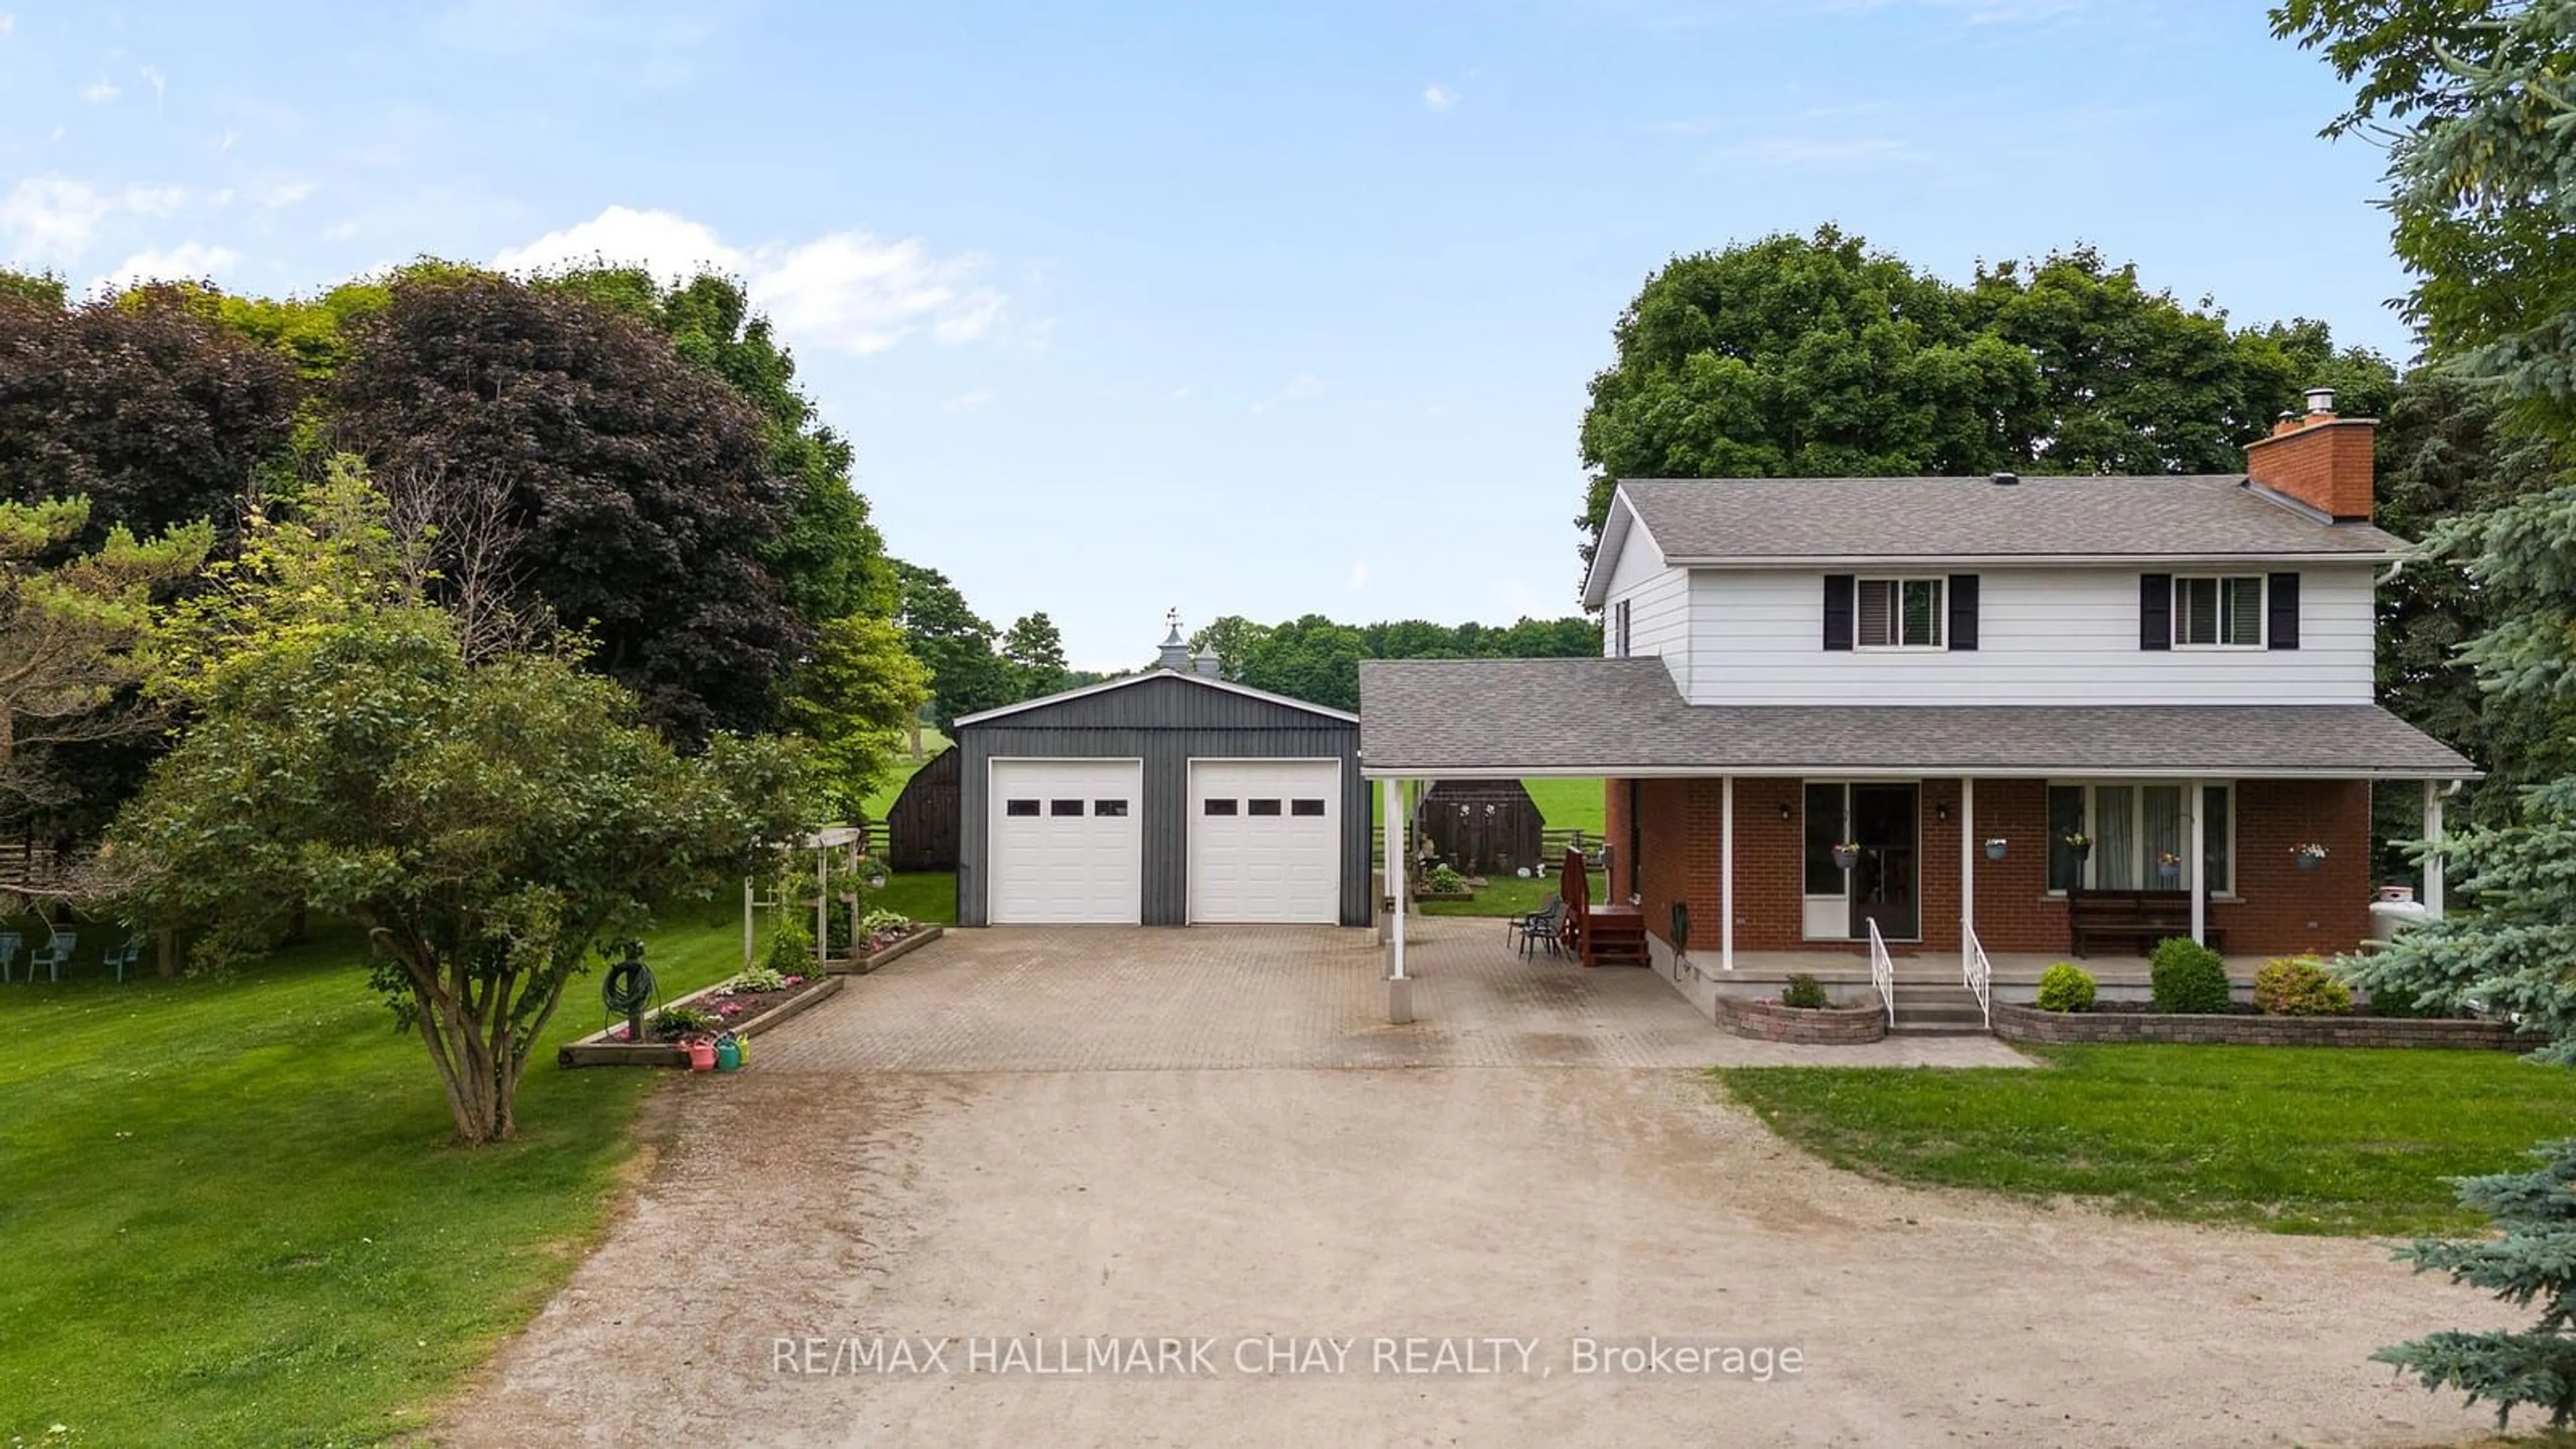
[0,1,2404,669]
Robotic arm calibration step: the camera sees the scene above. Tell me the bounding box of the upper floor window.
[1856,578,1943,650]
[2174,576,2263,649]
[1613,599,1632,657]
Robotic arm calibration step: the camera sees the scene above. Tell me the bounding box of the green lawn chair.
[29,929,75,983]
[103,937,144,983]
[0,931,20,983]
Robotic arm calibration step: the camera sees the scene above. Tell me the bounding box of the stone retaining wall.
[1992,1000,2527,1050]
[1715,991,1888,1044]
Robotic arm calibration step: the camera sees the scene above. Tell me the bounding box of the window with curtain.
[2048,782,2235,894]
[2174,576,2263,647]
[1803,783,1847,894]
[1856,578,1943,649]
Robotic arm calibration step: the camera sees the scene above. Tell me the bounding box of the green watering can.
[714,1031,744,1072]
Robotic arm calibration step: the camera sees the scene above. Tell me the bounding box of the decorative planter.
[1992,1000,2537,1050]
[1715,990,1887,1044]
[1829,847,1862,871]
[557,973,844,1068]
[2294,853,2324,872]
[2155,863,2181,881]
[828,922,944,976]
[2063,841,2090,861]
[1984,839,2008,861]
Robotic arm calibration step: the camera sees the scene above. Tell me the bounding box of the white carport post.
[2188,777,2208,947]
[1960,775,1975,971]
[1384,775,1413,1024]
[2423,779,2449,920]
[1719,775,1735,972]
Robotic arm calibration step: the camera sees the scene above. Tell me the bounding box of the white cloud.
[262,180,317,208]
[80,78,120,104]
[0,178,113,262]
[140,64,166,108]
[945,389,995,413]
[1284,372,1322,398]
[0,14,15,38]
[121,185,186,217]
[1422,83,1458,113]
[494,205,1007,356]
[96,241,243,292]
[1347,560,1370,592]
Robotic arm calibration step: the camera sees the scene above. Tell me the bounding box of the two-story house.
[1357,391,2475,1017]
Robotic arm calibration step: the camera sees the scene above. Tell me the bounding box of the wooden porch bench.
[2067,888,2224,959]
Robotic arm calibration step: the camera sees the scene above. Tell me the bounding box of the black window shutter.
[1947,574,1979,651]
[2267,572,2300,649]
[1822,574,1855,651]
[2139,574,2171,651]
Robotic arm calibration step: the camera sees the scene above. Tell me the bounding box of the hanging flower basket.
[1829,843,1863,871]
[2061,832,2091,860]
[2291,842,2328,872]
[2155,850,2184,881]
[1984,837,2009,861]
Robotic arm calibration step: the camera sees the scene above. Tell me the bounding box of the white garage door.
[1189,759,1342,924]
[988,759,1144,924]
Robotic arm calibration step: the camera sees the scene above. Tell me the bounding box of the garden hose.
[603,951,655,1040]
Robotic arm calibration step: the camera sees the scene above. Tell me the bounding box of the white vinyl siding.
[1600,507,1690,693]
[1682,564,2374,706]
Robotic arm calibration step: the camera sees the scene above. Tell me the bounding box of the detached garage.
[954,655,1368,928]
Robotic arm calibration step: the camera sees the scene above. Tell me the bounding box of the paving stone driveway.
[435,919,2496,1448]
[754,918,2031,1072]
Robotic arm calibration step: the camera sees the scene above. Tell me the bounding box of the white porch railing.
[1866,918,1896,1027]
[1963,926,1993,1030]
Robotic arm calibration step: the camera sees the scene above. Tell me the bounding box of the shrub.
[1427,865,1468,894]
[732,964,791,994]
[2369,981,2440,1019]
[2253,956,2354,1016]
[649,1004,722,1040]
[2035,963,2096,1013]
[2148,937,2232,1014]
[1780,973,1831,1010]
[765,908,815,974]
[860,908,913,935]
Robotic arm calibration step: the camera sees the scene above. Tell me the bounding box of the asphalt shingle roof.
[1356,658,2477,778]
[1617,474,2412,560]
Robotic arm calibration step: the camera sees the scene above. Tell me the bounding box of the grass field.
[862,727,953,823]
[1418,871,1607,919]
[0,910,759,1447]
[1719,1044,2576,1237]
[1521,777,1605,837]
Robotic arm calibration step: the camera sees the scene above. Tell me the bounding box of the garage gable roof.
[954,669,1359,728]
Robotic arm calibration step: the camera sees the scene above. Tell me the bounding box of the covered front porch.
[1356,658,2479,1031]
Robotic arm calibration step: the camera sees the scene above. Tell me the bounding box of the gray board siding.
[958,674,1370,926]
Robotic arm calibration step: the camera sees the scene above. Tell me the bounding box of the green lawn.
[0,910,757,1447]
[869,870,957,926]
[1419,871,1607,918]
[1521,777,1605,837]
[1719,1044,2576,1237]
[861,727,952,824]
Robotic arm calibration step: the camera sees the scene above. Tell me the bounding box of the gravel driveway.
[435,922,2498,1448]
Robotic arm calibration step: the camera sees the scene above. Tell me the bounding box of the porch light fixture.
[1778,802,1793,821]
[1935,802,1949,822]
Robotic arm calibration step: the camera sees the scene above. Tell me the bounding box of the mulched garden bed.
[557,971,844,1068]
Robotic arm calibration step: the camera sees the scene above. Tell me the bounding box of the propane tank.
[714,1032,743,1072]
[2368,883,2431,943]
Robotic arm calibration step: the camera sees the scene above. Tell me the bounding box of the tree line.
[1187,613,1601,714]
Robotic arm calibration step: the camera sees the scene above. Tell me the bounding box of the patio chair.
[103,937,143,983]
[1509,896,1564,959]
[28,929,74,983]
[0,931,19,983]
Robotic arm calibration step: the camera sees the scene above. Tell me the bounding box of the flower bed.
[1715,991,1887,1044]
[557,969,843,1068]
[1992,1000,2530,1050]
[828,921,943,976]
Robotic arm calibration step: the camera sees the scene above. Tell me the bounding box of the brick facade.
[1612,775,2375,961]
[2245,414,2377,521]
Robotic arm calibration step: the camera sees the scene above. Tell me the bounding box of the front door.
[1847,783,1920,941]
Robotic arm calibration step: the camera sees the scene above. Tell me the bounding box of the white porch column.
[2188,777,2208,947]
[2424,779,2448,920]
[1384,776,1413,1023]
[1960,775,1975,967]
[1720,775,1735,973]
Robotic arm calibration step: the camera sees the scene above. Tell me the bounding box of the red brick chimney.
[2244,386,2376,521]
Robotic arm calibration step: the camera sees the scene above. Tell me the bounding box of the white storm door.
[987,759,1144,924]
[1189,759,1341,924]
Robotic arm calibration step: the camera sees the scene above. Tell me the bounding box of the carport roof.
[1356,657,2477,780]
